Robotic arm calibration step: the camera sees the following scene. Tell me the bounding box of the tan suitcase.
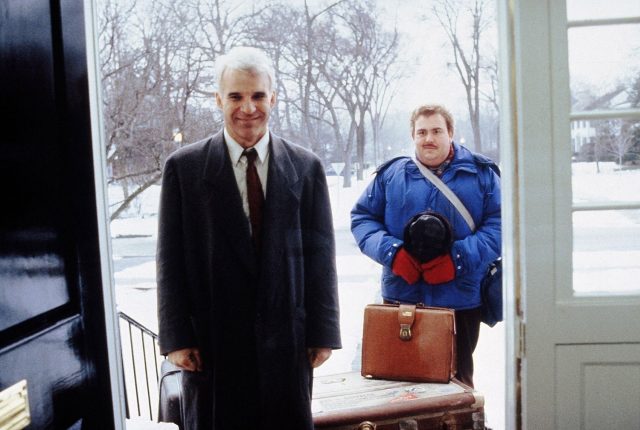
[312,371,485,429]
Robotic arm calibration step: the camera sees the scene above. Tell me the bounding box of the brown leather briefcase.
[361,304,456,383]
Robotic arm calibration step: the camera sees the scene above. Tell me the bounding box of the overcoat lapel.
[261,134,301,263]
[201,131,258,275]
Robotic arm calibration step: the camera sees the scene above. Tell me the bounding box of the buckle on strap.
[398,304,416,341]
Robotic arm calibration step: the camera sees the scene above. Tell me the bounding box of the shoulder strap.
[411,155,476,232]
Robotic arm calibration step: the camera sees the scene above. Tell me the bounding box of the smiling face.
[412,113,453,167]
[215,68,276,148]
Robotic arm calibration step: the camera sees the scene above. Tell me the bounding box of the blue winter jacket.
[350,143,501,309]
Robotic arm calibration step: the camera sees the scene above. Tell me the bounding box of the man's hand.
[307,347,332,368]
[167,347,203,372]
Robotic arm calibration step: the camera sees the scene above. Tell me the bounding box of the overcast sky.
[343,0,639,114]
[380,0,496,117]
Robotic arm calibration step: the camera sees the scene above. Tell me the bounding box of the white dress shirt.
[224,128,270,220]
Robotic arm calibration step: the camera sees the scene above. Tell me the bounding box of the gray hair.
[214,46,276,92]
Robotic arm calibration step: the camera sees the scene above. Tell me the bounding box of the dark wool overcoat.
[156,131,341,429]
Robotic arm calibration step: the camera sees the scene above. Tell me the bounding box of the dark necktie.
[244,148,264,250]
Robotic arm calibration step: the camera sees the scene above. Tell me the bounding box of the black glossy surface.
[0,230,70,333]
[0,0,72,333]
[0,317,90,428]
[0,0,116,427]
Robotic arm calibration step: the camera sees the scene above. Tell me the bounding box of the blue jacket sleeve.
[350,174,403,269]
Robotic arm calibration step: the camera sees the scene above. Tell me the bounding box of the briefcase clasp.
[398,305,416,341]
[399,324,412,340]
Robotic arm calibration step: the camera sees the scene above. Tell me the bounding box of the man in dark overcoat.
[156,46,341,429]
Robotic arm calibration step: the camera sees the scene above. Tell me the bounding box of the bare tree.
[581,78,640,169]
[480,51,500,159]
[597,120,640,167]
[236,0,351,163]
[99,0,407,220]
[299,1,348,152]
[369,47,404,166]
[176,0,257,58]
[99,0,214,220]
[317,0,400,185]
[432,0,493,153]
[250,0,400,185]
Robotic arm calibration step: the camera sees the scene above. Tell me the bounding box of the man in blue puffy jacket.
[351,104,501,387]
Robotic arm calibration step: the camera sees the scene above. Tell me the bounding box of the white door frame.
[85,0,127,427]
[499,1,640,428]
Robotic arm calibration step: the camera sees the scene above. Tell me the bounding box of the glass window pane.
[573,210,640,296]
[568,24,640,105]
[567,0,640,21]
[572,119,640,204]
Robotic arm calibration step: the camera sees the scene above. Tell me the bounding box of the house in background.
[571,86,636,160]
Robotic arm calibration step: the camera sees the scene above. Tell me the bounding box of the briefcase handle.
[398,304,416,341]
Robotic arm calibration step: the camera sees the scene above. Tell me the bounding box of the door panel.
[0,0,75,338]
[1,318,88,428]
[0,0,120,427]
[557,344,640,429]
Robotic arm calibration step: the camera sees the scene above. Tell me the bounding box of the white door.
[498,0,640,428]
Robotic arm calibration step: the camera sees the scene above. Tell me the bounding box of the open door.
[499,0,640,428]
[0,0,124,428]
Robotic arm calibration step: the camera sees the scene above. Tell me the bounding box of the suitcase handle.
[398,304,416,341]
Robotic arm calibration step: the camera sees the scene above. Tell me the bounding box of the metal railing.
[118,311,163,421]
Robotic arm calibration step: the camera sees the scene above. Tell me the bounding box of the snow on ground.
[572,161,640,203]
[110,162,640,430]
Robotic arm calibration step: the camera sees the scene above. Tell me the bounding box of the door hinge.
[517,319,526,359]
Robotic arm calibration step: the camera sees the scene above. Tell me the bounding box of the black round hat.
[403,211,453,263]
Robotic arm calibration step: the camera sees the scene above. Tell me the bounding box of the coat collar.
[202,130,230,185]
[223,127,270,165]
[201,131,299,190]
[265,133,300,194]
